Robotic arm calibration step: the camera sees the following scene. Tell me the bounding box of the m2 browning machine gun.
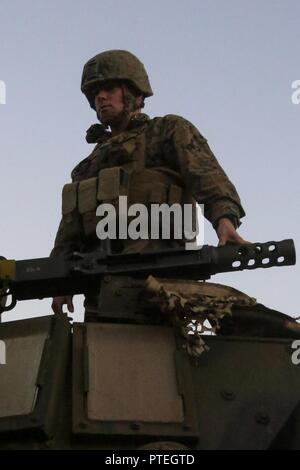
[0,239,296,314]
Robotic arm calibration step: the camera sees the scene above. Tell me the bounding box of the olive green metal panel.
[72,323,198,444]
[0,315,71,439]
[0,332,47,417]
[192,336,300,450]
[86,324,184,422]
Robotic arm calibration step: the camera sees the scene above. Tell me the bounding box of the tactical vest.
[61,125,196,246]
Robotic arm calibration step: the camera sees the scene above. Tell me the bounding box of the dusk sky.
[0,0,299,321]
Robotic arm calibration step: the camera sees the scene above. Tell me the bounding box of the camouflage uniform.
[51,113,245,257]
[50,50,245,320]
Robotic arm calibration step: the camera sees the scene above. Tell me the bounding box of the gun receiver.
[0,239,296,313]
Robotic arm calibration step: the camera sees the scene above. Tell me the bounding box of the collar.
[85,113,150,144]
[127,113,150,130]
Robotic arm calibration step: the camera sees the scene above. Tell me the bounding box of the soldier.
[51,49,247,316]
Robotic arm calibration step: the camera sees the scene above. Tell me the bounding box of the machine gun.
[0,239,296,314]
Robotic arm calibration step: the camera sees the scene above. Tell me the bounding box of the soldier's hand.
[217,217,249,246]
[51,296,74,315]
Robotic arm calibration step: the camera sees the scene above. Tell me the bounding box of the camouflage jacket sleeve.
[50,181,85,258]
[165,115,245,228]
[50,217,82,258]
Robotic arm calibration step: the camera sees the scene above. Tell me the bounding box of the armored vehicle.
[0,239,299,450]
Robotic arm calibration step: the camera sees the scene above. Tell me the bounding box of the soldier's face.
[94,82,125,125]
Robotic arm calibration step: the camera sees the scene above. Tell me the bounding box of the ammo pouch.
[61,182,82,240]
[62,168,187,240]
[61,129,196,241]
[61,169,129,239]
[62,178,98,239]
[128,168,182,207]
[97,166,186,239]
[62,167,196,241]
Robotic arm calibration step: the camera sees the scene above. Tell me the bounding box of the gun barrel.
[210,239,296,274]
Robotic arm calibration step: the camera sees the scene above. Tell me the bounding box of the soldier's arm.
[50,217,82,258]
[165,115,246,242]
[50,216,80,314]
[50,170,87,314]
[51,208,84,314]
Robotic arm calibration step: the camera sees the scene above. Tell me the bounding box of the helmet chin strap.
[122,84,140,113]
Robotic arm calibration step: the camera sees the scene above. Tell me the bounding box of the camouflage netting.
[145,276,256,358]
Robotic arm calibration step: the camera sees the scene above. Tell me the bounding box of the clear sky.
[0,0,299,322]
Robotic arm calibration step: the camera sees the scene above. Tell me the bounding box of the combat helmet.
[81,49,153,109]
